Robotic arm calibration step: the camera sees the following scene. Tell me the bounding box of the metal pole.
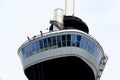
[65,0,75,16]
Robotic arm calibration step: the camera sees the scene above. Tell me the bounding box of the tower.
[18,0,108,80]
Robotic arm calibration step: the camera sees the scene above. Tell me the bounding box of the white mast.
[65,0,75,16]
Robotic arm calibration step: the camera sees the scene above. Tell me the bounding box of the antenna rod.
[65,0,75,16]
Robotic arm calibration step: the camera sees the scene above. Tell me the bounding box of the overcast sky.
[0,0,120,80]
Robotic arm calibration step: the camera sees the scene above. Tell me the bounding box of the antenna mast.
[65,0,75,16]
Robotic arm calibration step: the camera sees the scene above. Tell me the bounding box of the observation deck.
[18,29,108,80]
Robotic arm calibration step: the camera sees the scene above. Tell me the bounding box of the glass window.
[57,35,61,48]
[22,48,26,59]
[39,40,43,48]
[31,42,36,54]
[76,35,81,47]
[47,37,52,48]
[62,35,66,41]
[84,38,89,50]
[97,51,102,62]
[67,34,71,46]
[24,44,32,58]
[19,51,23,60]
[85,39,91,52]
[22,48,25,55]
[36,41,40,52]
[62,35,66,47]
[77,35,81,41]
[43,38,48,48]
[80,36,88,49]
[43,39,48,50]
[52,36,57,46]
[92,44,99,57]
[67,34,71,41]
[23,53,27,60]
[31,41,40,54]
[71,34,77,46]
[88,41,94,54]
[96,47,100,58]
[20,34,101,60]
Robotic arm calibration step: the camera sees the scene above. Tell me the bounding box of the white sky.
[0,0,120,80]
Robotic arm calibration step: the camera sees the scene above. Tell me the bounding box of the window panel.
[31,42,36,54]
[57,36,61,42]
[84,38,89,50]
[43,39,47,46]
[77,35,81,47]
[29,44,33,57]
[22,48,26,59]
[80,36,88,49]
[57,36,61,47]
[36,41,40,53]
[23,52,27,60]
[62,35,66,41]
[62,41,66,47]
[24,44,32,58]
[85,39,91,52]
[48,37,52,44]
[43,38,48,50]
[96,47,100,58]
[67,34,71,41]
[76,41,80,47]
[52,36,57,46]
[67,34,71,46]
[39,40,44,50]
[89,41,94,54]
[47,37,52,48]
[62,35,66,47]
[71,34,77,46]
[31,41,40,54]
[77,35,81,41]
[22,48,25,55]
[92,44,98,57]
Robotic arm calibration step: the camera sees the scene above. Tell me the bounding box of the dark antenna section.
[64,0,89,33]
[63,16,89,33]
[49,0,89,33]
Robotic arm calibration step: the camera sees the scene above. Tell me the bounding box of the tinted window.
[36,41,40,52]
[20,34,101,60]
[22,48,26,59]
[92,45,98,57]
[80,36,87,49]
[76,35,81,47]
[39,40,43,49]
[43,38,48,48]
[62,35,66,47]
[71,34,77,46]
[47,37,52,47]
[52,36,57,46]
[31,41,40,54]
[67,34,71,46]
[77,35,81,41]
[31,42,36,54]
[97,51,102,62]
[88,41,94,54]
[85,39,91,52]
[57,36,61,47]
[24,44,32,58]
[67,34,71,41]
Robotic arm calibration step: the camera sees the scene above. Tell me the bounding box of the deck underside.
[25,56,95,80]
